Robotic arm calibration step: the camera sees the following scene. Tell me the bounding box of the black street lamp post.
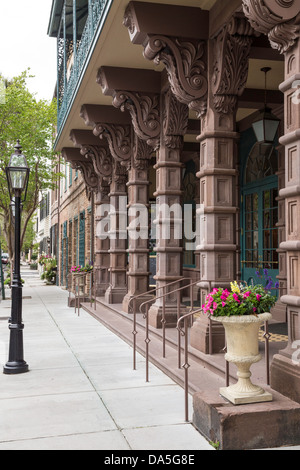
[3,140,30,375]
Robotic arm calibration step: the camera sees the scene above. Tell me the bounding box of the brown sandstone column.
[271,34,300,401]
[104,160,128,304]
[243,0,300,404]
[122,139,153,312]
[148,84,188,328]
[96,67,162,312]
[94,182,110,296]
[189,15,255,353]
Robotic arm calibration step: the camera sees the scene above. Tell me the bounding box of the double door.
[241,180,278,288]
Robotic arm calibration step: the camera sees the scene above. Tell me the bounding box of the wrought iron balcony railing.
[57,0,112,135]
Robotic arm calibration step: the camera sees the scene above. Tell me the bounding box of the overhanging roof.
[50,0,284,152]
[48,0,64,37]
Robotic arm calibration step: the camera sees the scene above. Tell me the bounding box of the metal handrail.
[140,278,201,368]
[129,277,201,382]
[177,305,274,422]
[128,278,192,372]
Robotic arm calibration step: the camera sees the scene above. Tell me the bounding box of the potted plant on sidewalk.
[70,264,93,296]
[202,279,277,405]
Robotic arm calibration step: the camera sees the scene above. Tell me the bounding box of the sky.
[0,0,57,102]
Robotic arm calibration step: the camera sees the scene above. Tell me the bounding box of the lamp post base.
[3,361,29,375]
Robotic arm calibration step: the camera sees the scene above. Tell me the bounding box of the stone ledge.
[193,388,300,450]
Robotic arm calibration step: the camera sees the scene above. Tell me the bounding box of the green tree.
[0,70,58,262]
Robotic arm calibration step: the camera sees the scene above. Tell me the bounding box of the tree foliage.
[0,70,57,260]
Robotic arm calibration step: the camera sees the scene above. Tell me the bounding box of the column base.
[105,286,127,304]
[271,353,300,404]
[190,314,225,354]
[148,303,185,329]
[122,293,154,314]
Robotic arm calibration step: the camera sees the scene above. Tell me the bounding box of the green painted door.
[79,211,85,267]
[241,141,279,290]
[242,182,278,287]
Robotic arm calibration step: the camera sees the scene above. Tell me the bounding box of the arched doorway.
[241,142,279,288]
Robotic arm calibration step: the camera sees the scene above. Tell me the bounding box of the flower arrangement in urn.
[202,280,276,317]
[202,271,278,405]
[70,264,93,273]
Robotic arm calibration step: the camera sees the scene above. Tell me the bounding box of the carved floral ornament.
[212,14,259,114]
[79,144,113,181]
[144,36,208,118]
[133,135,153,170]
[74,159,99,193]
[123,5,207,116]
[242,0,300,54]
[93,123,132,166]
[112,90,160,150]
[162,86,189,148]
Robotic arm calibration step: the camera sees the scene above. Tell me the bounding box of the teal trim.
[69,164,72,186]
[240,129,279,292]
[79,211,85,267]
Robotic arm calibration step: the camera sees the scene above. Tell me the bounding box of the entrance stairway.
[80,292,287,415]
[75,277,300,450]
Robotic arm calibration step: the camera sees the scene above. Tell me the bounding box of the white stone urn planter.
[213,312,273,405]
[73,273,86,296]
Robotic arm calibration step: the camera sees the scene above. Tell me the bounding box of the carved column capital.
[112,90,160,150]
[112,159,128,184]
[73,159,99,195]
[93,123,132,166]
[141,35,207,117]
[212,14,258,114]
[162,86,189,148]
[133,135,152,170]
[242,0,300,53]
[99,176,110,197]
[80,144,113,181]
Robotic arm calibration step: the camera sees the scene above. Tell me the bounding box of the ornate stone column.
[124,5,206,327]
[103,159,128,304]
[69,130,113,297]
[80,106,132,305]
[190,14,256,352]
[93,123,130,304]
[146,83,188,327]
[94,180,110,296]
[97,67,161,312]
[243,0,300,402]
[122,137,152,312]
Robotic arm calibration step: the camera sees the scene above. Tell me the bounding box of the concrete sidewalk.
[0,267,213,451]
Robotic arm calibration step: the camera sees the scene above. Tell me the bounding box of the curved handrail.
[138,278,200,315]
[127,277,192,314]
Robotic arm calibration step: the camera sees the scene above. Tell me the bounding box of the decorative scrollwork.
[162,86,189,148]
[143,35,208,117]
[242,0,300,53]
[80,144,113,180]
[212,15,256,114]
[93,123,132,164]
[113,159,128,184]
[74,159,99,193]
[133,135,153,170]
[113,90,160,149]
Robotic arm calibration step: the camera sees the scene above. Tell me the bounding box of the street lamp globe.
[6,140,30,199]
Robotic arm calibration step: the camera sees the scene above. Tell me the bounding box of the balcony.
[49,0,112,136]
